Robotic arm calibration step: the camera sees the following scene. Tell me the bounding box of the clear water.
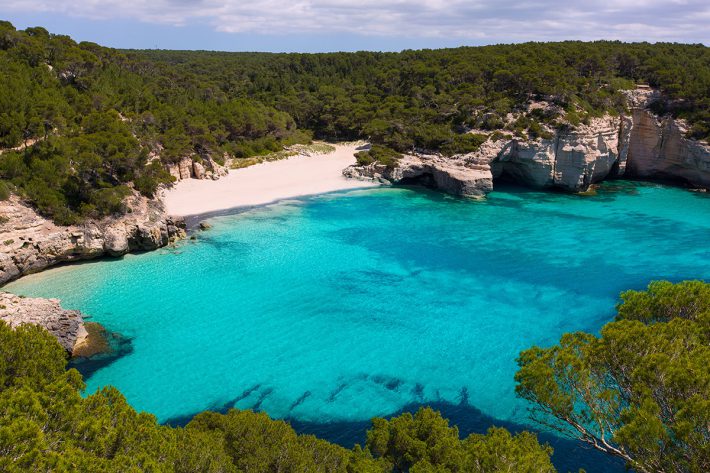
[7,181,710,472]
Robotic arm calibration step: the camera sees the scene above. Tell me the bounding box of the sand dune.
[162,142,378,217]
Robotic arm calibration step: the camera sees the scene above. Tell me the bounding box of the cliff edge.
[344,89,710,196]
[0,193,185,286]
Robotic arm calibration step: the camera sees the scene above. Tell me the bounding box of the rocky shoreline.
[343,90,710,198]
[0,292,92,355]
[0,192,185,286]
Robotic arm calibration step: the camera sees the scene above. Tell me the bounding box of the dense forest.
[0,19,708,223]
[136,42,710,148]
[1,281,707,471]
[0,21,309,224]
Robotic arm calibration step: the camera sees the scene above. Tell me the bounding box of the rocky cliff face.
[0,292,86,354]
[344,93,709,197]
[0,193,185,286]
[490,115,632,191]
[344,115,631,197]
[627,109,710,187]
[343,154,493,197]
[166,156,229,182]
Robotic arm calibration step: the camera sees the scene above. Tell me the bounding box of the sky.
[2,0,708,52]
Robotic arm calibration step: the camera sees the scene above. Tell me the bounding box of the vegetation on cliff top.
[0,18,708,224]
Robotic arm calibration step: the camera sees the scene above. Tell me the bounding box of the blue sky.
[3,1,709,52]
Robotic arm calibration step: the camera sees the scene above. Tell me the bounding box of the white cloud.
[3,0,709,43]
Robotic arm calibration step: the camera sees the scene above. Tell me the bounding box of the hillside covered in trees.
[137,41,710,149]
[0,19,708,224]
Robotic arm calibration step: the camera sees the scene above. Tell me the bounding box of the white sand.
[162,142,378,216]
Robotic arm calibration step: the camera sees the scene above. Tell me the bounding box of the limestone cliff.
[0,292,86,354]
[627,109,710,187]
[490,115,632,191]
[166,155,229,182]
[344,91,709,197]
[0,193,185,286]
[343,154,493,198]
[344,115,630,196]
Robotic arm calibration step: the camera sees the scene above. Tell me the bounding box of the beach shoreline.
[162,142,380,218]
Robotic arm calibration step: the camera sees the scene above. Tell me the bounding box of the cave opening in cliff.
[399,172,437,189]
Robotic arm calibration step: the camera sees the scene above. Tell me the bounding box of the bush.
[441,133,487,155]
[355,145,402,169]
[0,179,10,200]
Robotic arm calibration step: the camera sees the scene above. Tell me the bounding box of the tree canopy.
[515,280,710,473]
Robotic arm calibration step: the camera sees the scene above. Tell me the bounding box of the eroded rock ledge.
[0,193,186,286]
[344,154,493,198]
[344,94,710,197]
[0,292,86,354]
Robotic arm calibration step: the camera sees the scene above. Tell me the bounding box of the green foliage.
[0,179,10,200]
[136,41,710,147]
[366,407,555,472]
[0,322,66,391]
[616,280,710,324]
[515,280,710,473]
[188,410,361,472]
[355,145,402,169]
[0,320,553,472]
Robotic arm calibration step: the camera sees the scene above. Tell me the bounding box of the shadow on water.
[164,399,624,473]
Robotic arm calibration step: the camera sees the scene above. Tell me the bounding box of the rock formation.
[489,115,632,191]
[626,109,710,187]
[344,90,710,197]
[343,154,493,198]
[0,292,86,354]
[0,193,185,285]
[166,156,229,182]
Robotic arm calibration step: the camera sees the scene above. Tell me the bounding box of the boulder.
[0,292,85,354]
[193,161,206,179]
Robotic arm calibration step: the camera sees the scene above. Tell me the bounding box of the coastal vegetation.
[0,20,708,223]
[516,281,710,473]
[355,145,402,169]
[0,321,555,472]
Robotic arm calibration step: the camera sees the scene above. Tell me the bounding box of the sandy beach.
[162,142,378,216]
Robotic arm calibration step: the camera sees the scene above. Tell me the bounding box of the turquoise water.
[7,181,710,470]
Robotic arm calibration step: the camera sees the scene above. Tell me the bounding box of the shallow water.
[8,181,710,472]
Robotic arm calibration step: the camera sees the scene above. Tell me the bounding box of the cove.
[7,181,710,472]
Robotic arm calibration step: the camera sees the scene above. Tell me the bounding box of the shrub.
[355,145,402,169]
[0,180,10,200]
